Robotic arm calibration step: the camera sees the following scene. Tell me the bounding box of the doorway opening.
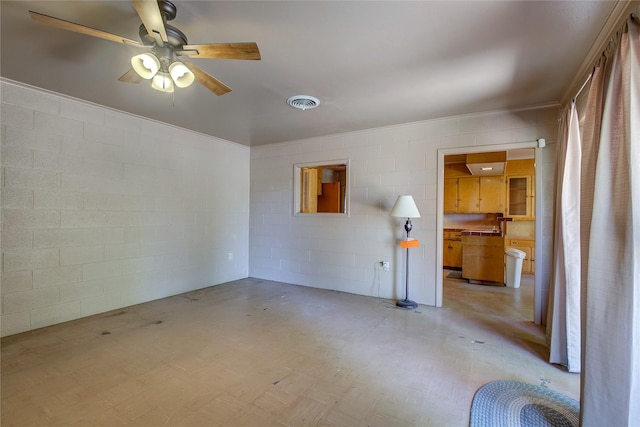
[436,142,543,325]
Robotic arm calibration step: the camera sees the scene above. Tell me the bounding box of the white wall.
[0,81,250,337]
[250,107,558,306]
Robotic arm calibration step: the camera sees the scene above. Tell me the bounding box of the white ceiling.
[0,1,624,146]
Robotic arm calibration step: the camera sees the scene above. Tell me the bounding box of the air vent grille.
[287,95,320,110]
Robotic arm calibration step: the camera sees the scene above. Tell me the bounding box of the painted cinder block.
[1,271,33,294]
[2,209,60,230]
[33,228,102,249]
[2,84,60,114]
[60,98,104,125]
[34,111,83,138]
[2,286,59,313]
[1,146,34,168]
[3,127,63,152]
[59,280,104,303]
[3,248,59,272]
[1,188,34,209]
[61,137,124,164]
[4,167,59,189]
[30,301,81,330]
[104,243,141,260]
[0,312,31,337]
[60,245,105,266]
[60,211,106,228]
[104,110,141,132]
[33,151,121,177]
[84,122,124,146]
[1,81,250,336]
[0,104,34,129]
[33,189,83,210]
[33,265,82,288]
[1,229,33,250]
[82,260,123,281]
[83,193,152,212]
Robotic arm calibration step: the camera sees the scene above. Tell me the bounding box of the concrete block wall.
[1,81,250,336]
[250,107,558,307]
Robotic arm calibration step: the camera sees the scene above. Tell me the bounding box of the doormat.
[469,380,579,427]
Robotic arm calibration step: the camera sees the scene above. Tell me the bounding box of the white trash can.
[505,248,526,288]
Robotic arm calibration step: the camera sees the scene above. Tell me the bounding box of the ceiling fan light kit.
[169,62,195,88]
[151,71,174,93]
[131,51,194,92]
[29,0,261,96]
[131,52,160,79]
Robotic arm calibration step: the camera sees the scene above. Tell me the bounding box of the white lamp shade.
[131,53,160,79]
[169,62,195,88]
[151,72,174,93]
[390,195,421,218]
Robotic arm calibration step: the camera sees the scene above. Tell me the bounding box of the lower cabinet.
[505,238,535,274]
[462,235,505,284]
[443,231,462,268]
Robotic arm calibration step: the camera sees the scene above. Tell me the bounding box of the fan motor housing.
[158,0,177,21]
[138,0,184,47]
[139,23,188,47]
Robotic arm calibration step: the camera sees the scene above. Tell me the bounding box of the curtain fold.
[547,102,582,373]
[549,9,639,425]
[579,12,640,426]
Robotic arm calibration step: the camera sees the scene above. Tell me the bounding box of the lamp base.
[396,299,418,309]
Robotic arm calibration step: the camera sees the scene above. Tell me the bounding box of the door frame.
[435,141,545,324]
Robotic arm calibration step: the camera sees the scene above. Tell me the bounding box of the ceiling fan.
[29,0,260,95]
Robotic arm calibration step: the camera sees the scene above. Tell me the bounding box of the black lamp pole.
[396,218,418,309]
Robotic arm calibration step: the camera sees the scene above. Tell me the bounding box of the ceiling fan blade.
[29,11,143,46]
[183,61,231,96]
[118,69,143,84]
[180,43,261,60]
[132,0,168,45]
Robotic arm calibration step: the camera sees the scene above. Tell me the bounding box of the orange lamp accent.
[400,239,419,249]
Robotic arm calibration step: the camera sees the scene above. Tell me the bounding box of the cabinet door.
[443,238,452,267]
[520,246,533,273]
[444,178,458,212]
[479,175,504,212]
[506,176,531,217]
[450,239,462,268]
[505,239,534,274]
[457,177,479,212]
[530,178,536,219]
[443,238,463,268]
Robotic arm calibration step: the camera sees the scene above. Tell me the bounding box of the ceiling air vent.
[287,95,320,111]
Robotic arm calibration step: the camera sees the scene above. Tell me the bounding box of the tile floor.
[1,273,579,426]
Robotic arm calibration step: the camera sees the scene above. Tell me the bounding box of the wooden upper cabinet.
[506,175,534,218]
[444,176,505,213]
[457,177,480,212]
[479,175,504,212]
[443,156,533,216]
[444,178,459,213]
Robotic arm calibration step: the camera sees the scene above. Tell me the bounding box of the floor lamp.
[390,195,421,309]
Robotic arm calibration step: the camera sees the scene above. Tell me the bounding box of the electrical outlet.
[381,261,390,271]
[227,252,233,261]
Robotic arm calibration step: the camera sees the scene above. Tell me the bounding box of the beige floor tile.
[1,275,579,426]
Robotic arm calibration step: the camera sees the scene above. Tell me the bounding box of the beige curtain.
[579,13,640,425]
[547,102,582,373]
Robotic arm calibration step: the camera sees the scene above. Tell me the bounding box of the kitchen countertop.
[460,229,502,236]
